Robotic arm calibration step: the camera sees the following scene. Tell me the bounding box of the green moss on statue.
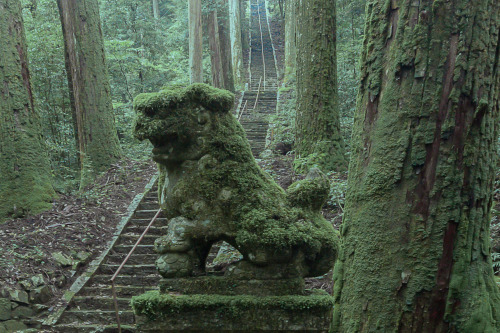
[134,83,339,279]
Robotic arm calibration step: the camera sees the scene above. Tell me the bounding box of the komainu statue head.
[134,83,339,279]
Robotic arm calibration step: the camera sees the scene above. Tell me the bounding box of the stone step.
[133,210,161,219]
[137,202,160,210]
[81,285,158,298]
[97,264,158,276]
[106,253,158,265]
[91,274,161,286]
[110,244,155,254]
[128,217,169,225]
[117,234,157,246]
[123,225,168,236]
[58,310,136,325]
[53,324,135,333]
[71,296,131,311]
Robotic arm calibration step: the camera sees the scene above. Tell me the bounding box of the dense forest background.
[21,0,364,187]
[16,0,500,274]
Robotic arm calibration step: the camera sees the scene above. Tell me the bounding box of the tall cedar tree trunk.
[333,0,500,331]
[229,0,244,89]
[188,0,203,83]
[284,0,296,81]
[56,0,122,189]
[218,0,235,92]
[294,0,347,172]
[152,0,160,20]
[0,0,55,221]
[207,9,224,88]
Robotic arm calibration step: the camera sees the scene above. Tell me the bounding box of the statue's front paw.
[156,253,193,278]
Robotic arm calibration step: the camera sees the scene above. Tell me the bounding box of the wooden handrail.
[238,99,248,121]
[111,208,162,333]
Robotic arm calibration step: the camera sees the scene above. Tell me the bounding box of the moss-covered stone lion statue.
[134,83,339,279]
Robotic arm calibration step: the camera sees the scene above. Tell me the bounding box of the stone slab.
[132,290,333,332]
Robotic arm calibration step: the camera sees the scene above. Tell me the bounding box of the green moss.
[159,275,305,296]
[132,290,333,321]
[0,0,55,222]
[134,84,339,278]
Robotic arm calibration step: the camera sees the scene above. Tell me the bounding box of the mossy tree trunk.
[229,0,244,89]
[56,0,122,189]
[189,0,203,83]
[0,0,55,221]
[284,0,296,82]
[333,0,500,331]
[294,0,347,172]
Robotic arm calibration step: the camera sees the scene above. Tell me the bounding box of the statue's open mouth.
[149,134,178,162]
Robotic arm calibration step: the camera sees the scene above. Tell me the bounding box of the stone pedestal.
[132,276,334,332]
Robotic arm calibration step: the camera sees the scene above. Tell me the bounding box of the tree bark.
[218,0,235,91]
[284,0,296,81]
[229,0,244,89]
[294,0,347,172]
[152,0,160,20]
[0,0,55,221]
[333,0,500,331]
[56,0,122,188]
[207,9,224,88]
[188,0,203,83]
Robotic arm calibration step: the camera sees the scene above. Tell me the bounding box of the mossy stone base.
[160,275,305,296]
[132,291,333,332]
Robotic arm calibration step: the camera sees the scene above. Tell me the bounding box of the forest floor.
[0,159,157,308]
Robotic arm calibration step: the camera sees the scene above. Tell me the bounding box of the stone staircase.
[52,183,164,332]
[238,0,278,157]
[47,1,280,331]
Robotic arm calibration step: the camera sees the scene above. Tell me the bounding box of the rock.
[75,251,91,263]
[8,289,29,305]
[30,274,45,288]
[18,280,32,291]
[3,320,27,332]
[12,306,33,319]
[31,304,49,313]
[0,298,11,320]
[51,252,73,267]
[29,286,52,304]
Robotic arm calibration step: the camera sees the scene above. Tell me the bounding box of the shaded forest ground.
[0,159,157,307]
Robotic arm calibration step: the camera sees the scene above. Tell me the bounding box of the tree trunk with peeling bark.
[0,0,55,221]
[57,0,122,189]
[189,0,203,83]
[294,0,347,172]
[207,9,224,88]
[229,0,244,89]
[218,0,235,91]
[332,0,500,331]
